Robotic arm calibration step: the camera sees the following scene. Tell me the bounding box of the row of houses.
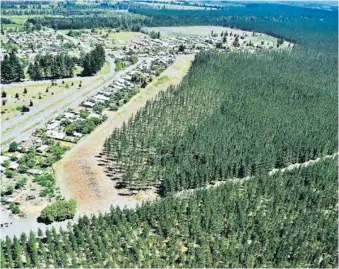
[81,55,175,111]
[7,29,81,60]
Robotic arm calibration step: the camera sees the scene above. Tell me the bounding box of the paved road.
[1,58,139,150]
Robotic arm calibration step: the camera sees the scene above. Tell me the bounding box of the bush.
[39,199,77,223]
[39,187,55,198]
[2,160,10,168]
[3,185,14,196]
[8,142,18,152]
[15,178,27,189]
[21,105,30,112]
[6,169,14,178]
[109,103,119,111]
[80,109,90,119]
[33,173,55,187]
[49,143,67,160]
[9,203,20,214]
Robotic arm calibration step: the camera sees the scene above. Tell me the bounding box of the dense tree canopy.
[28,53,75,80]
[1,159,337,267]
[103,49,337,194]
[81,45,106,76]
[26,12,149,31]
[1,3,337,268]
[1,51,25,82]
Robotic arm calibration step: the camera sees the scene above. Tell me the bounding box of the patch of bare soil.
[54,55,195,215]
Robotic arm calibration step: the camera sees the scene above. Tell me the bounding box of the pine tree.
[13,236,23,268]
[28,231,40,268]
[1,54,13,81]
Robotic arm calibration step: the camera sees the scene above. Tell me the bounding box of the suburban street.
[1,57,140,150]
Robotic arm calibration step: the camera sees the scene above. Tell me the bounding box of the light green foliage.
[80,109,90,119]
[6,169,14,178]
[33,173,55,197]
[2,160,10,168]
[39,199,77,223]
[9,203,20,214]
[15,178,27,189]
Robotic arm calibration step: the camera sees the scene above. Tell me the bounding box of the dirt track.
[54,54,195,214]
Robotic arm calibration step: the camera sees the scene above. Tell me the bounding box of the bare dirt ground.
[54,54,195,215]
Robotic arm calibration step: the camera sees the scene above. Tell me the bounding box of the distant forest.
[25,12,149,31]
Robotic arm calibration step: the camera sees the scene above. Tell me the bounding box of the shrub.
[3,185,14,195]
[9,203,20,214]
[33,173,55,187]
[15,178,27,189]
[109,103,119,111]
[21,105,30,112]
[6,169,14,178]
[8,142,18,152]
[39,199,77,223]
[2,160,10,168]
[80,109,90,119]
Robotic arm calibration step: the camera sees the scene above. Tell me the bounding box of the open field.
[54,54,194,215]
[109,31,148,43]
[0,63,111,125]
[1,57,114,148]
[1,78,88,123]
[144,25,293,48]
[144,25,274,39]
[58,29,148,47]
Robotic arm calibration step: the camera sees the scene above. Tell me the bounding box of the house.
[33,138,43,144]
[27,169,43,175]
[96,94,110,102]
[99,90,111,97]
[9,162,19,170]
[82,101,96,108]
[64,112,76,120]
[37,145,49,154]
[46,130,65,140]
[73,132,83,138]
[46,121,60,130]
[88,113,101,119]
[19,140,34,152]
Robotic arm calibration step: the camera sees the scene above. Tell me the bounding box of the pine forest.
[0,2,337,268]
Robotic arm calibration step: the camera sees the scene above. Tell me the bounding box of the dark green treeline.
[1,159,337,268]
